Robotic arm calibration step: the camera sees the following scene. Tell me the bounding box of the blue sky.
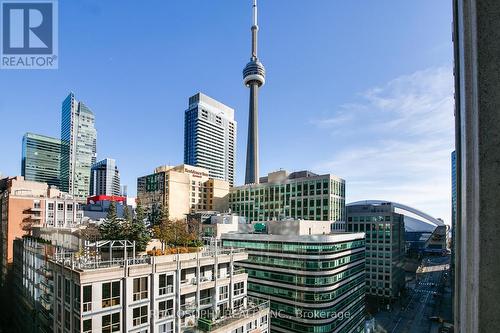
[0,0,454,223]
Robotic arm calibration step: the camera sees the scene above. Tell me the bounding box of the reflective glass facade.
[222,234,366,333]
[21,133,61,188]
[60,93,97,201]
[346,203,405,300]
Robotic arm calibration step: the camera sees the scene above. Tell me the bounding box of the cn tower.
[243,0,266,184]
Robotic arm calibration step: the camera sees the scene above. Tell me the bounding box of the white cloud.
[312,67,454,224]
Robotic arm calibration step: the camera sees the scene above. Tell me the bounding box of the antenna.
[253,0,258,27]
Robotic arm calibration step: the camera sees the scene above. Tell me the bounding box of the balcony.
[195,298,269,332]
[180,278,196,286]
[199,296,213,308]
[159,285,174,296]
[180,301,197,313]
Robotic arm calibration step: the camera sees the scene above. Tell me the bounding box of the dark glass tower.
[243,0,265,184]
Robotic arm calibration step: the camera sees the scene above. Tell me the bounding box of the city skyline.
[0,1,453,223]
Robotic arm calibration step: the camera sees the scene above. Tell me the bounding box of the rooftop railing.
[50,245,246,271]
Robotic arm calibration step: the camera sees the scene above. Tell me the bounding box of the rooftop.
[50,243,247,272]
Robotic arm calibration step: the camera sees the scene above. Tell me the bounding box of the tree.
[123,206,132,223]
[135,202,145,224]
[150,204,167,226]
[98,201,151,251]
[99,217,124,240]
[154,219,194,248]
[126,220,151,252]
[106,201,117,222]
[99,201,124,240]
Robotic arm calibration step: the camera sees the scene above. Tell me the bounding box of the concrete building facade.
[21,133,62,189]
[346,202,405,301]
[47,245,269,333]
[243,0,266,185]
[452,0,500,330]
[137,164,230,221]
[60,92,97,201]
[229,170,345,223]
[184,93,236,187]
[222,220,366,333]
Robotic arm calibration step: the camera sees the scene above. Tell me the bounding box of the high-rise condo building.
[346,202,405,302]
[60,92,97,201]
[90,158,121,196]
[222,220,366,333]
[137,164,230,221]
[243,0,266,184]
[21,132,62,188]
[184,93,236,186]
[229,169,346,223]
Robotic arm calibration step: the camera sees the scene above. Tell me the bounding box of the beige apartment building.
[44,242,269,333]
[0,176,83,285]
[137,165,229,221]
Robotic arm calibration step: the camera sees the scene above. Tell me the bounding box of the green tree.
[106,201,117,222]
[154,219,193,248]
[126,220,151,252]
[99,219,123,240]
[99,201,125,240]
[150,204,167,226]
[123,205,132,223]
[135,202,145,223]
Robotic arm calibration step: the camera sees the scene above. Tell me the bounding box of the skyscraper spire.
[243,0,266,184]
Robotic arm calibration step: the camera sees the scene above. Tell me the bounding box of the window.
[57,275,62,298]
[83,285,92,312]
[102,313,120,333]
[261,315,268,325]
[73,284,80,310]
[65,279,71,304]
[64,309,71,330]
[83,319,92,333]
[219,286,229,300]
[234,298,244,310]
[159,322,173,333]
[234,282,244,296]
[158,299,173,318]
[158,274,173,295]
[58,203,64,211]
[133,277,148,301]
[133,305,148,326]
[102,281,120,307]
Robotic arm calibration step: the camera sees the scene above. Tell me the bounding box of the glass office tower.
[222,220,366,333]
[21,133,61,188]
[60,92,97,201]
[90,158,121,196]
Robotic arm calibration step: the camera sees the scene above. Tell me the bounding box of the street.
[372,255,451,333]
